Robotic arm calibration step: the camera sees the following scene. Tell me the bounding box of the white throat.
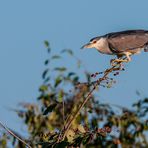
[94,38,112,55]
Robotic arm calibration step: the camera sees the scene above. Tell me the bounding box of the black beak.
[81,43,92,49]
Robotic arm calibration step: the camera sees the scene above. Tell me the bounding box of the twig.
[61,61,124,140]
[0,120,32,148]
[62,99,65,126]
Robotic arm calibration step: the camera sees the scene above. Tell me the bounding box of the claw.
[113,59,129,63]
[110,59,117,66]
[110,59,124,70]
[110,58,129,66]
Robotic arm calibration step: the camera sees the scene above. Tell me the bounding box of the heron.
[81,30,148,65]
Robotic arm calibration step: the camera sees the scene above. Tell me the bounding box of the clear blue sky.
[0,0,148,136]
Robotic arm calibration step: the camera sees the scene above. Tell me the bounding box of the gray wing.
[106,30,148,52]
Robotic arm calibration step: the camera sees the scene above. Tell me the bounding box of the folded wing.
[107,30,148,52]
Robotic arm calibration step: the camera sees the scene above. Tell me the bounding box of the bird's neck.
[95,38,113,55]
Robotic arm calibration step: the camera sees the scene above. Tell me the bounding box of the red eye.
[93,40,97,43]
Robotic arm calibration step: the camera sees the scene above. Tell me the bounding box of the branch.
[61,61,124,140]
[0,120,32,148]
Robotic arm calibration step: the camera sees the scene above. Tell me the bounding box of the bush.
[0,41,148,148]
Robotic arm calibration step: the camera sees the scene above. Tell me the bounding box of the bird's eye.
[93,40,97,43]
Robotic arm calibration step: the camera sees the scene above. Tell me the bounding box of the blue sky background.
[0,0,148,137]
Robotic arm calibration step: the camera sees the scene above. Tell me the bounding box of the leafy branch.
[61,60,125,140]
[2,42,147,147]
[0,120,32,148]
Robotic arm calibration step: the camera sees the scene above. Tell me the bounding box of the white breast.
[94,38,113,55]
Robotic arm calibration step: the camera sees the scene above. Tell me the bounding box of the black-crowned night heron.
[81,30,148,64]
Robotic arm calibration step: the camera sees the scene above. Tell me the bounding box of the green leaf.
[73,76,79,83]
[54,67,67,72]
[143,98,148,103]
[78,124,86,133]
[51,55,61,59]
[83,135,91,145]
[107,83,112,88]
[44,60,49,65]
[58,90,64,102]
[73,136,83,147]
[42,69,48,79]
[61,49,73,56]
[44,40,49,47]
[36,142,52,148]
[47,48,51,53]
[43,103,57,115]
[55,77,62,87]
[39,85,48,92]
[68,72,75,77]
[55,141,69,148]
[44,77,50,83]
[44,41,51,53]
[66,129,75,142]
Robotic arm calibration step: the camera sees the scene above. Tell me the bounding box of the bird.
[81,30,148,64]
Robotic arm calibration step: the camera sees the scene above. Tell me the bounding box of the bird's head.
[81,37,101,49]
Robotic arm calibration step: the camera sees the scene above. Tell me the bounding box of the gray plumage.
[81,30,148,63]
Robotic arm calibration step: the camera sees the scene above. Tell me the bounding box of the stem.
[62,62,123,140]
[0,120,32,148]
[62,99,65,126]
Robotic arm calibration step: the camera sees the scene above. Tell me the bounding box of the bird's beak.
[81,42,94,49]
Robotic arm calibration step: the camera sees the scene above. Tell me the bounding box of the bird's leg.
[113,59,129,63]
[111,52,131,64]
[110,55,123,66]
[110,58,123,69]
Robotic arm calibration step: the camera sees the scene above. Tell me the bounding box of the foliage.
[0,41,148,148]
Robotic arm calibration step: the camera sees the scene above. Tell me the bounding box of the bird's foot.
[110,59,116,66]
[110,59,128,66]
[113,59,129,63]
[110,59,125,70]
